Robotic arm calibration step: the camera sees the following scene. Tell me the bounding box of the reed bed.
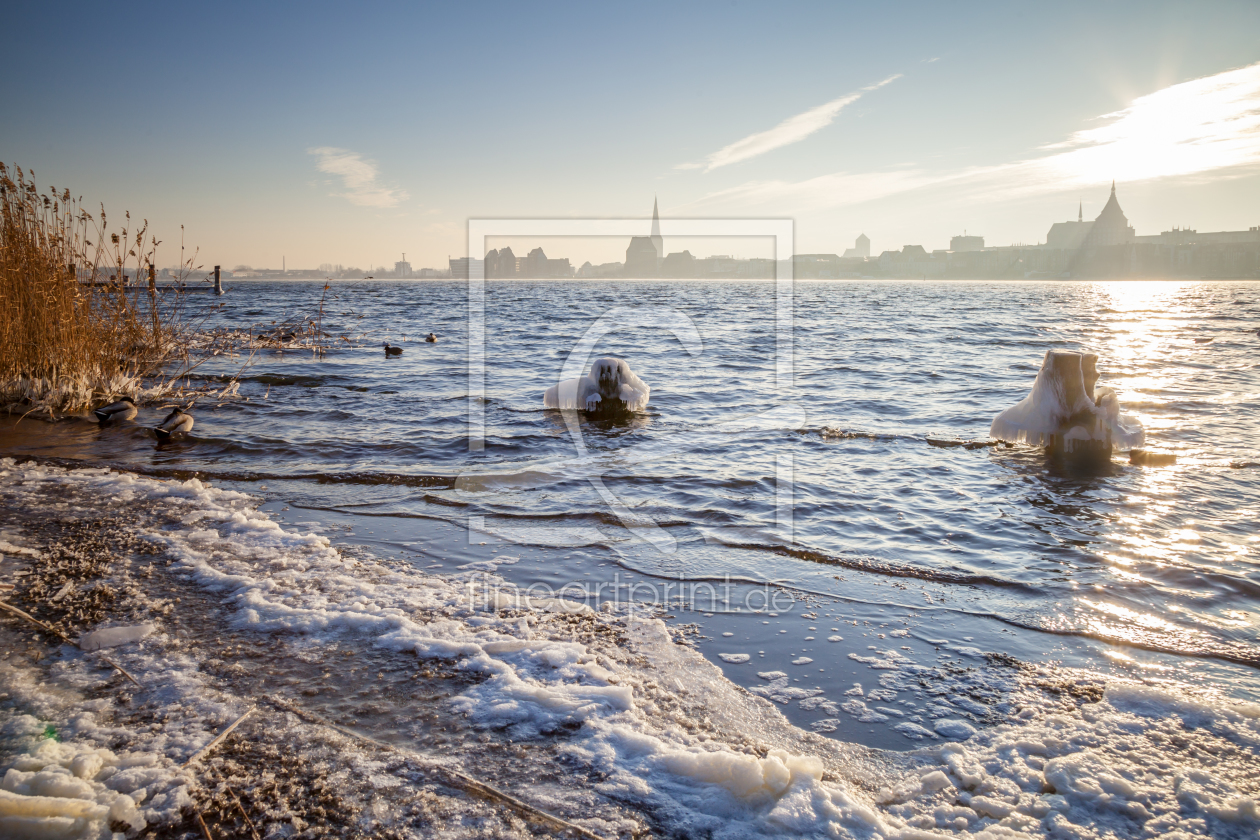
[2,163,380,418]
[0,164,196,413]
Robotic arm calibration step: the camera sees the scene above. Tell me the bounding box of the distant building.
[793,254,844,279]
[661,250,695,277]
[448,257,483,279]
[625,237,660,277]
[1045,203,1093,251]
[394,255,412,278]
[485,247,517,278]
[624,198,664,277]
[841,233,870,259]
[950,235,984,252]
[650,197,663,262]
[520,247,572,278]
[1080,182,1135,249]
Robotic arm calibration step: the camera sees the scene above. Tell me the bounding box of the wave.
[697,527,1035,591]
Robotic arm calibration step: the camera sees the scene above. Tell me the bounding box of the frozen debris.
[791,657,813,665]
[78,622,155,651]
[990,349,1145,454]
[718,653,750,663]
[543,357,650,415]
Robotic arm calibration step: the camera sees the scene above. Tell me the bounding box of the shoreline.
[3,457,1260,838]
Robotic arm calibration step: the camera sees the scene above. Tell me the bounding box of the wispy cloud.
[308,147,409,208]
[682,75,902,173]
[684,62,1260,212]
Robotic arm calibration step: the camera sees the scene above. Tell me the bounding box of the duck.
[425,333,437,343]
[153,407,194,440]
[384,342,403,356]
[94,397,137,425]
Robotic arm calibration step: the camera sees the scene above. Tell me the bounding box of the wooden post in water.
[148,264,159,338]
[214,265,223,295]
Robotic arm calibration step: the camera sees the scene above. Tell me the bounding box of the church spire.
[1111,180,1116,195]
[650,196,663,261]
[1078,201,1082,223]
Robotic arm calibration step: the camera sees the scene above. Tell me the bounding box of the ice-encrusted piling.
[990,349,1144,466]
[544,357,649,419]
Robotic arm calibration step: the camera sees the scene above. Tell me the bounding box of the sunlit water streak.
[4,279,1258,681]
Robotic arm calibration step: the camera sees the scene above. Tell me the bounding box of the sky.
[3,0,1259,271]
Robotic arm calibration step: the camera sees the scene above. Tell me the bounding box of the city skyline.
[3,2,1259,270]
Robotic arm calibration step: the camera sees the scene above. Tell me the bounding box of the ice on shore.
[990,349,1145,452]
[3,458,1260,839]
[77,623,155,651]
[0,736,182,838]
[543,357,649,414]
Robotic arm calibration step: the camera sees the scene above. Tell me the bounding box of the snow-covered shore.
[1,458,1258,839]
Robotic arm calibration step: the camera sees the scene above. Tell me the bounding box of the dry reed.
[0,163,205,414]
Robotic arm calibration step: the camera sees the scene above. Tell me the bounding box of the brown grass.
[0,163,202,414]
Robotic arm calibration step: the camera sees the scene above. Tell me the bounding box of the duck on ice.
[543,357,649,419]
[990,349,1144,465]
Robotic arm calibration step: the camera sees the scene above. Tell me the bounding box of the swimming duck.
[384,342,403,356]
[425,333,437,343]
[94,397,137,425]
[153,407,194,440]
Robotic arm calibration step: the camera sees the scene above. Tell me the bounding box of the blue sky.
[3,1,1258,270]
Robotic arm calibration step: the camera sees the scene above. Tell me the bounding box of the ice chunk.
[543,357,650,415]
[991,350,1098,445]
[991,349,1143,452]
[894,722,939,740]
[840,700,889,723]
[657,747,822,801]
[934,718,978,740]
[718,653,750,663]
[78,623,155,651]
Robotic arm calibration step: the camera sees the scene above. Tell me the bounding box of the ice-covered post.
[213,265,223,295]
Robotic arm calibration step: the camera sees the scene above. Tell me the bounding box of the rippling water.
[5,279,1259,702]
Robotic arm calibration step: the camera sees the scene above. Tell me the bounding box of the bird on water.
[384,342,403,356]
[153,407,194,440]
[94,397,137,425]
[425,333,437,343]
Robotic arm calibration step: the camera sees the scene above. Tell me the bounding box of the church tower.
[650,196,663,262]
[1082,181,1135,249]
